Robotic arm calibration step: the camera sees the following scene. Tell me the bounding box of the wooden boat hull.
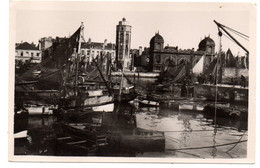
[55,135,97,156]
[87,90,103,97]
[67,95,114,112]
[179,103,194,111]
[203,104,247,120]
[138,99,159,107]
[26,106,53,115]
[92,102,114,112]
[61,123,108,146]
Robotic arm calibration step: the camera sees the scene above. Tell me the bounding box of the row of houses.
[15,37,116,67]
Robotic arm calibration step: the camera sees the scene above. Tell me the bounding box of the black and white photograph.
[9,1,256,163]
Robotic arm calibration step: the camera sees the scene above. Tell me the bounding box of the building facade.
[115,18,131,70]
[39,36,115,66]
[148,33,216,73]
[80,39,116,63]
[15,42,42,64]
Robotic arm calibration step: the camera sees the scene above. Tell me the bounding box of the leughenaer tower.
[116,18,131,70]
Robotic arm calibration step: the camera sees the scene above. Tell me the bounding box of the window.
[120,33,124,40]
[36,53,40,57]
[87,50,90,55]
[155,55,161,63]
[207,47,212,53]
[126,34,129,43]
[31,53,34,57]
[125,45,128,54]
[21,52,23,56]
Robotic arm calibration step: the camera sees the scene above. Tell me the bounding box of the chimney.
[139,46,142,55]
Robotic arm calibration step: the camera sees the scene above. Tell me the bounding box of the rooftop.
[16,42,39,50]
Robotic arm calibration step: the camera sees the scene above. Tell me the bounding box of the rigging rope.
[226,130,247,153]
[223,25,249,39]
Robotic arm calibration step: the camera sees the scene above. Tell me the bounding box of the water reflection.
[14,101,247,158]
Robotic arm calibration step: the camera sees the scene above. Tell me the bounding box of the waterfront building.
[15,42,42,64]
[80,38,116,64]
[115,18,132,70]
[39,37,53,51]
[133,47,150,71]
[148,33,216,73]
[39,36,68,61]
[39,36,115,66]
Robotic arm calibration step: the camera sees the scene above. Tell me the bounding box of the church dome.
[150,33,164,44]
[198,36,215,50]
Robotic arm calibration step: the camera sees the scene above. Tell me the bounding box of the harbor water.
[14,78,248,158]
[14,102,247,158]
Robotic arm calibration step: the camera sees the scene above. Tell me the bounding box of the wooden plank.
[67,140,87,145]
[57,136,72,140]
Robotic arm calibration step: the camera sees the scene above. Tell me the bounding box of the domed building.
[147,32,216,73]
[198,35,215,54]
[150,32,164,51]
[148,32,166,72]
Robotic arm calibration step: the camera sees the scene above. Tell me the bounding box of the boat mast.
[92,58,113,96]
[74,22,84,96]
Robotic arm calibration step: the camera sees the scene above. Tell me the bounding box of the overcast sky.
[12,1,255,56]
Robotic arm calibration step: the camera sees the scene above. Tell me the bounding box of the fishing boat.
[203,102,242,119]
[136,97,160,107]
[61,123,108,146]
[24,104,55,115]
[65,85,114,112]
[52,23,115,113]
[178,102,195,111]
[178,101,206,111]
[113,83,137,102]
[55,135,97,156]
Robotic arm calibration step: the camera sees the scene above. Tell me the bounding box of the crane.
[213,20,249,56]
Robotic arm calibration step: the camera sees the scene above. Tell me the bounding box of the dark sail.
[19,26,81,89]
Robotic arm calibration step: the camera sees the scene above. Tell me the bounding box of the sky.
[12,1,255,56]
